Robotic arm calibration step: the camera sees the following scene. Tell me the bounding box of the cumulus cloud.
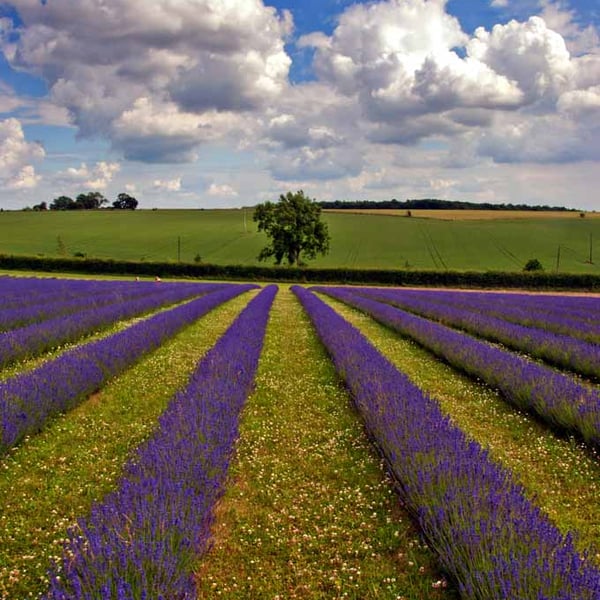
[2,0,600,195]
[269,145,364,181]
[467,16,573,107]
[58,161,120,189]
[538,0,600,55]
[0,117,44,188]
[305,0,525,123]
[152,178,182,192]
[207,183,238,197]
[7,165,41,189]
[3,0,293,160]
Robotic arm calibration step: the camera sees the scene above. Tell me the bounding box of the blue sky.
[0,0,599,210]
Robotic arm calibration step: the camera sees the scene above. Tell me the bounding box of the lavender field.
[1,275,599,599]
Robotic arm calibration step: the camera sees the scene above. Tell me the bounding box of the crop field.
[1,274,600,599]
[1,209,600,273]
[323,208,600,220]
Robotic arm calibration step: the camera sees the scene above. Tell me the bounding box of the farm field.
[324,208,600,220]
[0,275,600,598]
[1,209,600,273]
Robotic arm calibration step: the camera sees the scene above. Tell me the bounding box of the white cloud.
[4,0,293,160]
[7,165,41,189]
[0,118,45,189]
[58,161,120,190]
[468,16,573,107]
[538,0,600,55]
[207,183,238,197]
[1,0,599,210]
[152,178,182,192]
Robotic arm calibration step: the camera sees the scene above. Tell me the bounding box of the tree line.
[317,198,576,211]
[26,192,138,211]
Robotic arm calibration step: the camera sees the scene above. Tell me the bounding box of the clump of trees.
[36,192,139,211]
[253,190,330,267]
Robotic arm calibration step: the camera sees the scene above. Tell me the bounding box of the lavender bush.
[293,285,600,600]
[0,280,203,332]
[0,284,255,453]
[0,281,225,368]
[381,288,600,345]
[314,286,600,449]
[352,287,600,379]
[44,285,277,600]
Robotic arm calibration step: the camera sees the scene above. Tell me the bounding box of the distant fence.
[1,254,600,290]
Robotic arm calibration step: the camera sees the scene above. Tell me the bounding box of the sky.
[0,0,599,210]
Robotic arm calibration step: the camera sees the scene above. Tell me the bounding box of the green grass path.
[195,287,457,599]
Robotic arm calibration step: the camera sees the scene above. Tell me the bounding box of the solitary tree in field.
[253,190,330,266]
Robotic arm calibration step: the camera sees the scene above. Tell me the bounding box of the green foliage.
[75,191,107,210]
[253,190,330,266]
[1,253,600,290]
[112,193,138,210]
[523,258,544,272]
[50,195,76,210]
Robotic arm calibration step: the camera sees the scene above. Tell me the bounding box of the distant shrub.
[523,258,544,272]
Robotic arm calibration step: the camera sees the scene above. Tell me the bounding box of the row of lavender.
[0,279,194,331]
[313,286,600,449]
[349,287,600,380]
[0,280,226,369]
[44,285,277,599]
[0,276,138,309]
[373,286,600,346]
[294,286,600,600]
[0,283,256,454]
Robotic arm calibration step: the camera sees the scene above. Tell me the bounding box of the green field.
[1,209,599,273]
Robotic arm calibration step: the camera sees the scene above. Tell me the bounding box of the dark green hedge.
[1,253,599,290]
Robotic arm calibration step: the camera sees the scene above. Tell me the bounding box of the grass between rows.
[321,293,600,559]
[195,287,458,599]
[0,290,256,599]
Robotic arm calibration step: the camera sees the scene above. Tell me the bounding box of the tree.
[523,258,544,272]
[112,192,138,210]
[50,195,76,210]
[253,190,330,266]
[75,191,107,210]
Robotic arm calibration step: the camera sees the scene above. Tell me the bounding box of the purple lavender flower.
[44,285,277,599]
[0,284,256,453]
[348,286,600,379]
[293,285,600,600]
[0,280,227,368]
[313,286,600,449]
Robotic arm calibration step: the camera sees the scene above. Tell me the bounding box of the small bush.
[523,258,544,272]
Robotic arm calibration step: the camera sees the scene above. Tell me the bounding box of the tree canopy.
[48,192,138,210]
[112,193,138,210]
[253,190,330,267]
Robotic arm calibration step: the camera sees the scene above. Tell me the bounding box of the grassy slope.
[0,209,599,272]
